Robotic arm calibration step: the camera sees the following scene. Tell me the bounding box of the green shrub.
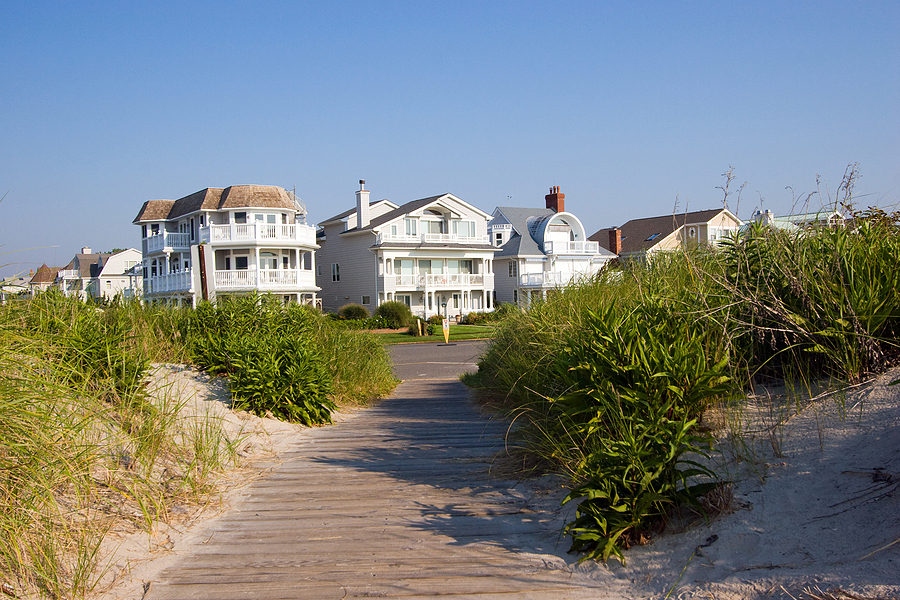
[375,301,413,329]
[338,303,370,319]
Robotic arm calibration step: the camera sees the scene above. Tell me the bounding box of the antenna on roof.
[288,187,307,225]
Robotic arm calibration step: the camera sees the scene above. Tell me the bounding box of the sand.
[92,365,900,600]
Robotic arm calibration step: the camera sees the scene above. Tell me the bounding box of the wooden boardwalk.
[147,377,608,599]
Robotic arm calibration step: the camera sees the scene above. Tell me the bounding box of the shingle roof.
[348,195,447,233]
[320,199,397,225]
[29,264,59,284]
[492,207,556,257]
[590,208,729,255]
[133,186,296,223]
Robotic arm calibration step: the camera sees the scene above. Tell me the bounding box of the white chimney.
[356,180,370,229]
[81,246,92,254]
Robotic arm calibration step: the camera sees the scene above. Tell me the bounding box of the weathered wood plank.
[146,380,604,600]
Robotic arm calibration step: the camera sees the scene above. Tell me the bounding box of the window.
[362,296,370,305]
[391,224,398,236]
[282,213,288,224]
[404,218,417,236]
[454,220,475,238]
[332,263,340,282]
[317,264,321,276]
[645,233,661,241]
[260,252,277,269]
[151,224,160,235]
[234,212,247,224]
[425,220,443,234]
[508,261,518,277]
[142,225,147,238]
[255,214,264,223]
[494,232,503,246]
[225,257,231,271]
[200,215,206,226]
[235,256,248,270]
[283,256,289,269]
[267,214,277,224]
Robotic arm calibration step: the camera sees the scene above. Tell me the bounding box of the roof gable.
[591,208,741,255]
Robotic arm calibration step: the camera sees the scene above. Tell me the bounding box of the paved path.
[147,342,606,599]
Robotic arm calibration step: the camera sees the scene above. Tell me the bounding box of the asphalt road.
[387,339,488,380]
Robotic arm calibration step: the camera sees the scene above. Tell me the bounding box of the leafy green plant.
[375,301,413,329]
[338,303,370,320]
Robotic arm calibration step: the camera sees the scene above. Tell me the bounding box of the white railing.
[201,223,317,245]
[520,271,590,287]
[57,270,80,280]
[376,232,489,245]
[145,271,193,294]
[390,273,489,289]
[214,269,316,290]
[143,232,191,254]
[544,240,600,255]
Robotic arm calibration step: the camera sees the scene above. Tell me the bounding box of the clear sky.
[1,1,898,278]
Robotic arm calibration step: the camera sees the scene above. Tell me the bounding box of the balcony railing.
[143,232,191,254]
[388,273,490,290]
[214,269,317,290]
[57,270,80,280]
[200,223,317,245]
[376,232,489,245]
[519,271,594,287]
[145,271,193,294]
[543,240,600,255]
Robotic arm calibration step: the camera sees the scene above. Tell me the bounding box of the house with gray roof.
[55,247,143,300]
[489,187,615,306]
[133,185,319,306]
[315,181,499,318]
[589,207,742,260]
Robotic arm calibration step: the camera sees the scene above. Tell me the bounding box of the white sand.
[92,365,900,600]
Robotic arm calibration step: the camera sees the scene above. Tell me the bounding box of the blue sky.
[1,1,898,278]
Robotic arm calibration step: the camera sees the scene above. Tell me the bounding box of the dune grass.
[0,292,396,598]
[473,208,900,563]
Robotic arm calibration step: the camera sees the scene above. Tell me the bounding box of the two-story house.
[55,247,143,301]
[489,187,615,306]
[133,185,319,306]
[590,207,743,260]
[315,181,498,319]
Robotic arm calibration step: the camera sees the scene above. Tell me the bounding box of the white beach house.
[133,185,320,306]
[489,187,615,306]
[315,181,499,319]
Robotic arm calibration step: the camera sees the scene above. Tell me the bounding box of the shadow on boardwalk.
[146,354,617,599]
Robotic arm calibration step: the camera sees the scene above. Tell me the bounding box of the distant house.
[750,209,843,230]
[489,187,615,306]
[133,185,319,306]
[0,274,30,302]
[28,264,61,295]
[315,181,498,319]
[56,247,143,301]
[590,208,743,260]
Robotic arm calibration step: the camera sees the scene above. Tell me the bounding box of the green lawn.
[376,324,495,344]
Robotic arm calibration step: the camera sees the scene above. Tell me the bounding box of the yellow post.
[442,317,450,344]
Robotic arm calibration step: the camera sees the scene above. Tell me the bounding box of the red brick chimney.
[608,228,622,255]
[545,186,565,213]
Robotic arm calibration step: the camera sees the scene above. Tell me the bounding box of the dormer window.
[646,233,661,241]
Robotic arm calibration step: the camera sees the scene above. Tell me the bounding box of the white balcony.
[143,232,191,255]
[57,269,80,280]
[200,223,317,246]
[519,271,585,287]
[145,271,193,294]
[544,240,599,255]
[214,269,317,291]
[385,272,492,291]
[376,232,489,245]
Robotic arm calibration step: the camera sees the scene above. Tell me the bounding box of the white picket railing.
[145,271,193,293]
[201,223,317,245]
[389,273,490,290]
[376,232,489,245]
[143,232,191,254]
[543,240,600,255]
[214,269,316,290]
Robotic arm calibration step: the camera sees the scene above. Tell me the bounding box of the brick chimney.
[545,186,565,213]
[356,180,370,229]
[608,228,621,255]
